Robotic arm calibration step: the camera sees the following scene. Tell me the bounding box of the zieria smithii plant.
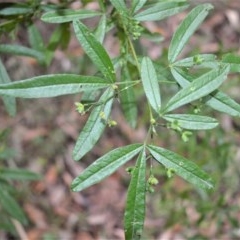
[1,1,240,238]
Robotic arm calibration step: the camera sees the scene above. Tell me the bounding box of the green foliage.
[1,0,240,238]
[124,150,146,239]
[168,3,213,63]
[0,129,41,235]
[141,57,161,113]
[0,74,111,98]
[0,59,16,116]
[134,1,189,21]
[41,9,102,23]
[73,87,114,160]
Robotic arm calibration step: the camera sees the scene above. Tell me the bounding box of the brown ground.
[1,1,240,239]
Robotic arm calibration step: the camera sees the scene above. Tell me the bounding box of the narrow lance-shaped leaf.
[0,168,41,181]
[163,114,218,130]
[204,91,240,117]
[109,0,128,15]
[46,23,71,63]
[134,2,189,22]
[164,65,229,113]
[71,144,143,192]
[0,190,27,224]
[73,88,114,161]
[171,67,240,116]
[120,65,137,128]
[46,24,69,64]
[46,26,61,64]
[0,44,45,63]
[131,0,147,14]
[0,59,16,116]
[47,25,63,51]
[221,53,240,72]
[168,4,213,63]
[41,9,102,23]
[124,150,146,240]
[73,20,115,83]
[141,57,161,113]
[28,24,45,52]
[94,15,107,44]
[147,145,214,190]
[0,5,32,16]
[0,75,110,98]
[173,54,218,68]
[59,23,71,50]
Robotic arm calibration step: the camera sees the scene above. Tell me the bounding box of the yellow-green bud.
[75,102,85,114]
[167,168,175,178]
[150,118,156,125]
[112,84,118,90]
[148,176,159,186]
[108,120,117,127]
[181,131,192,142]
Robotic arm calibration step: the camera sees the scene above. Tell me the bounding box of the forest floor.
[1,1,240,239]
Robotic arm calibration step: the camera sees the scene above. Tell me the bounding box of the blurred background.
[0,0,240,239]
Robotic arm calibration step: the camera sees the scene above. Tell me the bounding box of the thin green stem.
[127,36,140,72]
[117,80,140,85]
[117,81,140,93]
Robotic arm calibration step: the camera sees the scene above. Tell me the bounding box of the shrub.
[1,0,240,238]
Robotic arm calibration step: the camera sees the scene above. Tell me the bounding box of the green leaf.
[71,144,143,191]
[0,59,16,116]
[109,0,128,15]
[141,57,161,113]
[0,74,110,98]
[204,91,240,117]
[48,24,70,49]
[120,65,137,128]
[41,9,102,23]
[131,0,147,14]
[147,145,214,190]
[154,62,174,84]
[163,114,218,130]
[0,5,32,16]
[28,24,45,52]
[0,216,16,234]
[0,44,45,63]
[134,2,189,21]
[94,15,107,43]
[171,67,240,116]
[0,190,27,224]
[170,66,194,88]
[168,4,213,63]
[73,20,115,83]
[164,65,229,112]
[59,23,71,50]
[173,54,218,68]
[46,24,70,64]
[124,150,146,240]
[73,88,114,161]
[222,53,240,72]
[0,168,41,181]
[0,178,15,192]
[47,25,62,51]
